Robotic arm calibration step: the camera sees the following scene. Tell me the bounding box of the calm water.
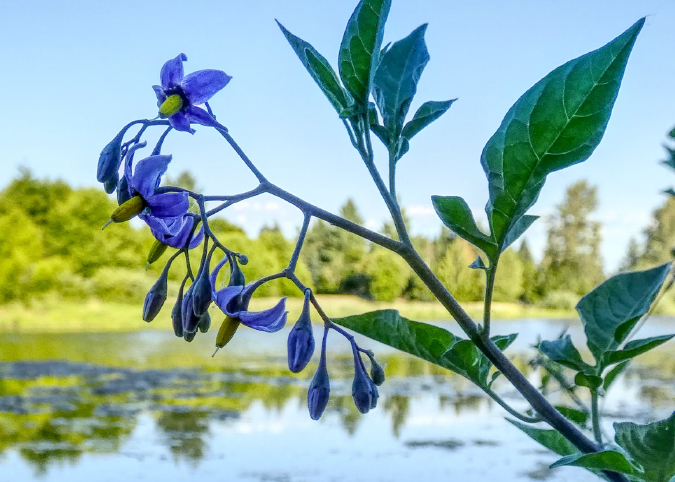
[0,318,674,482]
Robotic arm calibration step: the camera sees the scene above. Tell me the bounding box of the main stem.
[591,390,603,445]
[483,263,498,336]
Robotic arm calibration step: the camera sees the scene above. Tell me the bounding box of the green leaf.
[277,21,351,113]
[554,406,589,427]
[574,372,603,390]
[373,24,430,139]
[604,334,675,366]
[370,124,389,145]
[576,262,671,366]
[401,99,455,140]
[338,0,391,106]
[481,19,644,246]
[539,335,591,372]
[431,196,498,260]
[501,215,539,252]
[550,451,643,476]
[603,361,630,390]
[615,412,675,482]
[333,310,513,387]
[507,419,578,456]
[469,256,487,270]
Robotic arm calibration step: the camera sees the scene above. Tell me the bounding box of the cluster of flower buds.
[96,52,386,422]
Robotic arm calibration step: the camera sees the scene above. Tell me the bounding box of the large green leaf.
[373,24,429,139]
[333,310,514,387]
[576,262,671,366]
[603,334,674,366]
[431,196,498,260]
[615,412,675,482]
[481,19,644,246]
[277,21,351,114]
[338,0,391,106]
[550,451,643,477]
[603,361,630,391]
[539,335,592,373]
[507,419,577,456]
[501,215,538,252]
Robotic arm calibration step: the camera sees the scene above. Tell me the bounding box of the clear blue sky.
[1,0,674,271]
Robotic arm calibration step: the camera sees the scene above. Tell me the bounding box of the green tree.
[434,238,484,302]
[361,247,410,301]
[635,196,675,268]
[537,181,603,296]
[518,240,538,303]
[493,248,524,302]
[619,237,642,272]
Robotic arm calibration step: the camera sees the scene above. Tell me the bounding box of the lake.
[0,318,673,482]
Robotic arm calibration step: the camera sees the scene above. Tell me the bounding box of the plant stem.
[483,263,498,336]
[288,212,311,273]
[591,389,603,445]
[388,148,397,201]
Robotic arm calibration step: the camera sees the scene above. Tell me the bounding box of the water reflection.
[0,320,673,481]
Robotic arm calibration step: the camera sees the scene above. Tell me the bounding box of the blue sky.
[1,0,674,271]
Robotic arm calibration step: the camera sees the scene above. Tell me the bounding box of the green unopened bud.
[238,254,249,265]
[146,240,169,269]
[103,195,144,229]
[213,316,240,356]
[159,94,183,118]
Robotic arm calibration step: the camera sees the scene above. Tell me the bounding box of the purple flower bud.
[287,291,315,373]
[352,350,379,414]
[238,254,249,265]
[367,353,385,386]
[198,310,211,333]
[181,285,201,334]
[229,257,246,287]
[103,171,119,194]
[183,329,197,342]
[142,265,169,322]
[97,129,125,184]
[192,256,212,317]
[308,329,330,421]
[117,175,131,206]
[171,281,186,338]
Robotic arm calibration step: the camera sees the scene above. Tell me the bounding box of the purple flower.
[124,153,203,249]
[153,53,231,134]
[209,258,287,332]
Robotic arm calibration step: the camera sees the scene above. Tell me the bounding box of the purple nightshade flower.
[153,53,232,134]
[287,290,315,373]
[123,153,203,249]
[351,349,379,414]
[209,257,287,332]
[308,328,330,420]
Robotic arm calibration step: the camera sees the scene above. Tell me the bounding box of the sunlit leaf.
[481,19,644,246]
[576,262,671,366]
[338,0,391,106]
[507,419,577,456]
[401,99,455,140]
[615,412,675,482]
[550,451,643,477]
[501,215,539,252]
[277,21,351,113]
[431,196,498,260]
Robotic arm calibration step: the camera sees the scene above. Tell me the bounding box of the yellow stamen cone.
[105,195,144,228]
[214,316,241,354]
[159,94,183,118]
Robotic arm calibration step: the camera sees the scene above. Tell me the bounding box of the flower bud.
[183,329,197,343]
[171,283,185,338]
[287,291,315,373]
[192,257,212,317]
[352,351,378,414]
[215,316,240,349]
[229,258,246,287]
[198,311,211,334]
[308,336,330,421]
[96,129,125,184]
[367,353,385,386]
[103,171,119,194]
[238,254,249,265]
[142,265,169,322]
[117,175,131,206]
[181,285,201,334]
[146,239,168,269]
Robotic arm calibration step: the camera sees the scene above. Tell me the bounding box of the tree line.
[1,170,672,308]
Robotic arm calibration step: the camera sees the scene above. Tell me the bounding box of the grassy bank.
[0,295,580,334]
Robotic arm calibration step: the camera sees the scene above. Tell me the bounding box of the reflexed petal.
[160,53,187,88]
[143,213,184,237]
[188,223,204,249]
[131,155,172,199]
[186,106,219,128]
[214,286,244,316]
[182,69,231,105]
[210,257,229,295]
[147,191,189,218]
[152,85,167,106]
[239,298,287,332]
[168,112,195,134]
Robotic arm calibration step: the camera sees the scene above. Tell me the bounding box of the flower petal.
[143,213,184,237]
[182,69,231,105]
[210,257,229,295]
[188,223,204,249]
[239,298,287,333]
[186,106,219,128]
[168,112,195,134]
[160,53,187,89]
[147,192,189,218]
[131,155,172,199]
[152,85,167,106]
[214,286,244,316]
